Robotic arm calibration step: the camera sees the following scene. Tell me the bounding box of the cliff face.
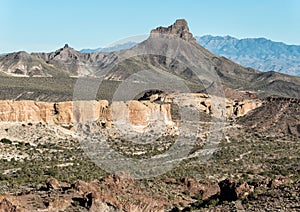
[0,94,262,130]
[0,100,54,123]
[0,100,173,130]
[159,93,262,117]
[150,19,196,43]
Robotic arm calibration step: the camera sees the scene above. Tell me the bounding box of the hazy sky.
[1,0,299,53]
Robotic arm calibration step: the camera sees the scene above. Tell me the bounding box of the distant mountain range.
[196,35,300,76]
[80,42,138,53]
[80,35,300,76]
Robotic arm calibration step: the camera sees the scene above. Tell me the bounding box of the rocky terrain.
[0,174,299,211]
[0,19,299,211]
[0,99,299,211]
[0,92,299,211]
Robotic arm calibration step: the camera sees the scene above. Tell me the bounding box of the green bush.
[0,138,12,144]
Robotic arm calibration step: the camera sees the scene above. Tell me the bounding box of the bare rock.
[269,175,291,188]
[88,193,120,212]
[235,182,253,198]
[0,197,24,212]
[150,19,196,43]
[47,198,72,211]
[46,178,60,190]
[181,178,205,195]
[218,178,252,201]
[163,177,177,184]
[72,179,100,196]
[202,183,220,200]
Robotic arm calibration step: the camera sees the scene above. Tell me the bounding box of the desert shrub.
[0,138,12,144]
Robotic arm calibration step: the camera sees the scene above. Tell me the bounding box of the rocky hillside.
[1,175,298,211]
[196,35,300,76]
[0,51,68,77]
[238,96,300,137]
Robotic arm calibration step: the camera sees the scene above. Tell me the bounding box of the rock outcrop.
[0,93,262,132]
[0,175,297,211]
[0,198,17,212]
[150,19,196,43]
[218,178,253,201]
[0,51,54,77]
[46,178,61,190]
[161,93,262,117]
[0,197,24,212]
[0,100,173,131]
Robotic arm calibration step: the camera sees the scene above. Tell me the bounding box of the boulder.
[0,197,24,212]
[218,178,252,201]
[46,178,60,190]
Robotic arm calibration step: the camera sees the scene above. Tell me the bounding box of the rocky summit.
[150,19,196,43]
[0,19,299,211]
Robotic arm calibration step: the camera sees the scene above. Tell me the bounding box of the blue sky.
[1,0,299,53]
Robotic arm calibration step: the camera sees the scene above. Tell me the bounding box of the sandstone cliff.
[159,93,262,117]
[0,100,173,131]
[0,94,262,132]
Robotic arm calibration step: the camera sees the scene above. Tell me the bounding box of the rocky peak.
[48,44,80,61]
[150,19,196,43]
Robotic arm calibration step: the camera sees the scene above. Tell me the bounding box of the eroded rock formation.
[161,93,262,117]
[150,19,196,43]
[0,100,173,130]
[0,94,262,131]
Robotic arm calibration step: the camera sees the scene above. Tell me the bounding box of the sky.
[0,0,300,53]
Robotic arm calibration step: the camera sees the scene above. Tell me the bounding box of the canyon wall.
[0,94,262,130]
[0,100,173,130]
[159,93,262,117]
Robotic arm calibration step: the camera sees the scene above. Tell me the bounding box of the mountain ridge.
[79,34,300,77]
[0,19,299,99]
[196,35,300,76]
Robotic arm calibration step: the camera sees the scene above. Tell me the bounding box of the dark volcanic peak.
[150,19,196,43]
